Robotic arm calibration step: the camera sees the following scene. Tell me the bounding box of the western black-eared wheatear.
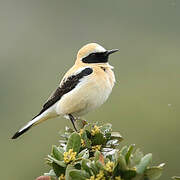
[12,43,118,139]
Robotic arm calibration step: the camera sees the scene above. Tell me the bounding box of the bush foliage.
[43,121,166,180]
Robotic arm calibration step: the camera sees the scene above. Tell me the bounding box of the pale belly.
[56,74,114,117]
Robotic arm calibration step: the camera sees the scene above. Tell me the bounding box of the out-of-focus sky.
[0,0,180,179]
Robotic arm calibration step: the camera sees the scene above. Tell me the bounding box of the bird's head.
[76,43,119,64]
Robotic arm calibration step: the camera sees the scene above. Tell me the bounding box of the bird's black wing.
[32,67,93,119]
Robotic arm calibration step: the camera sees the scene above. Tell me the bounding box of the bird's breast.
[87,67,115,110]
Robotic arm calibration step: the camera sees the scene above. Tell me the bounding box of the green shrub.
[43,121,166,180]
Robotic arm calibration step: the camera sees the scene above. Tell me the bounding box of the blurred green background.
[0,0,179,179]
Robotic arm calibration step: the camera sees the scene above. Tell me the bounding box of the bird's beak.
[106,49,119,56]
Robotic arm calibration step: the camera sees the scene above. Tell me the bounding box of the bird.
[12,43,119,139]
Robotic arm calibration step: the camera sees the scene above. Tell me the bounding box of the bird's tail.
[11,112,51,139]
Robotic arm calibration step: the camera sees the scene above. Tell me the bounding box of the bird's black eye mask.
[82,52,109,63]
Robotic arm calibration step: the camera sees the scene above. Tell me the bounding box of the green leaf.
[69,169,90,180]
[66,132,81,153]
[118,154,127,171]
[120,146,128,157]
[95,160,105,170]
[111,132,123,142]
[172,176,180,180]
[94,150,101,161]
[90,162,99,175]
[81,131,91,148]
[113,162,121,177]
[91,132,106,145]
[78,149,89,159]
[145,164,165,180]
[65,164,75,180]
[47,155,66,167]
[44,169,56,177]
[82,159,93,175]
[136,153,152,174]
[125,144,135,164]
[106,139,119,147]
[100,123,112,134]
[122,169,137,179]
[52,162,65,177]
[58,147,66,153]
[52,145,64,161]
[130,148,144,166]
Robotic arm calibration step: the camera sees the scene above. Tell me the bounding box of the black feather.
[11,124,32,139]
[82,52,109,63]
[33,67,93,119]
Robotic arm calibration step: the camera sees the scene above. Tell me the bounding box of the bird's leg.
[68,114,77,132]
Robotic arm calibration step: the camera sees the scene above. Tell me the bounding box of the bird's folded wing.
[32,67,93,119]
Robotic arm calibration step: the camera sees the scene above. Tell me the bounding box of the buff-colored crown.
[77,43,106,60]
